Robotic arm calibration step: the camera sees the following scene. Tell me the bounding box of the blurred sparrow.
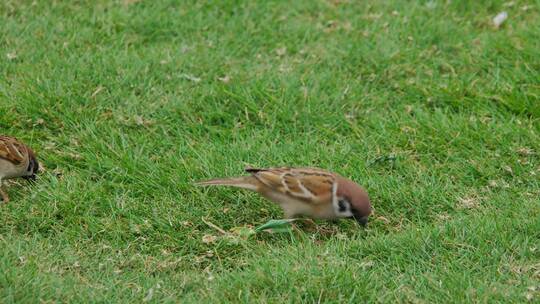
[0,135,40,203]
[196,167,372,226]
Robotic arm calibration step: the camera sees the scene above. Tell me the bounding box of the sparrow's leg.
[0,180,9,203]
[284,212,316,231]
[304,218,316,227]
[281,210,303,232]
[280,204,296,220]
[299,218,317,232]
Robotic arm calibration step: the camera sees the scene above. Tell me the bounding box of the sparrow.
[195,167,372,226]
[0,135,40,203]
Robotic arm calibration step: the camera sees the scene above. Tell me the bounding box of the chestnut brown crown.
[336,176,372,226]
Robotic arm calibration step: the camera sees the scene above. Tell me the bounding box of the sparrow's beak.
[355,216,369,227]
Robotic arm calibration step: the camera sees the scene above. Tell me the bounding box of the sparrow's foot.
[301,218,317,231]
[289,218,317,232]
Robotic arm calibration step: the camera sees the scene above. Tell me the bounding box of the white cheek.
[335,203,353,217]
[332,183,353,217]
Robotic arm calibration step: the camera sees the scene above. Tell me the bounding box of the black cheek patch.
[338,199,348,212]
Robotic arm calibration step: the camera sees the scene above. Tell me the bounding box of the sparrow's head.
[23,148,39,181]
[335,177,372,227]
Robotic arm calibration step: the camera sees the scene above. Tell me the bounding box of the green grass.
[1,0,539,302]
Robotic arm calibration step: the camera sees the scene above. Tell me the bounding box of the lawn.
[1,0,539,302]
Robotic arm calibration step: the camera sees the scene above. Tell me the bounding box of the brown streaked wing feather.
[0,136,26,165]
[300,174,334,197]
[248,167,335,203]
[251,169,287,192]
[283,174,303,194]
[293,168,335,203]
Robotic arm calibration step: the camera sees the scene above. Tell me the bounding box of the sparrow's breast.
[0,158,25,179]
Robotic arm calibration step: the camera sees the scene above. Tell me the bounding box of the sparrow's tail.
[194,176,258,191]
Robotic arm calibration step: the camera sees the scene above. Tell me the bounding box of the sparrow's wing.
[246,167,335,204]
[0,136,26,165]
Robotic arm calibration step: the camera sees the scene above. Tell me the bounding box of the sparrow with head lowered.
[195,167,372,226]
[0,135,40,203]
